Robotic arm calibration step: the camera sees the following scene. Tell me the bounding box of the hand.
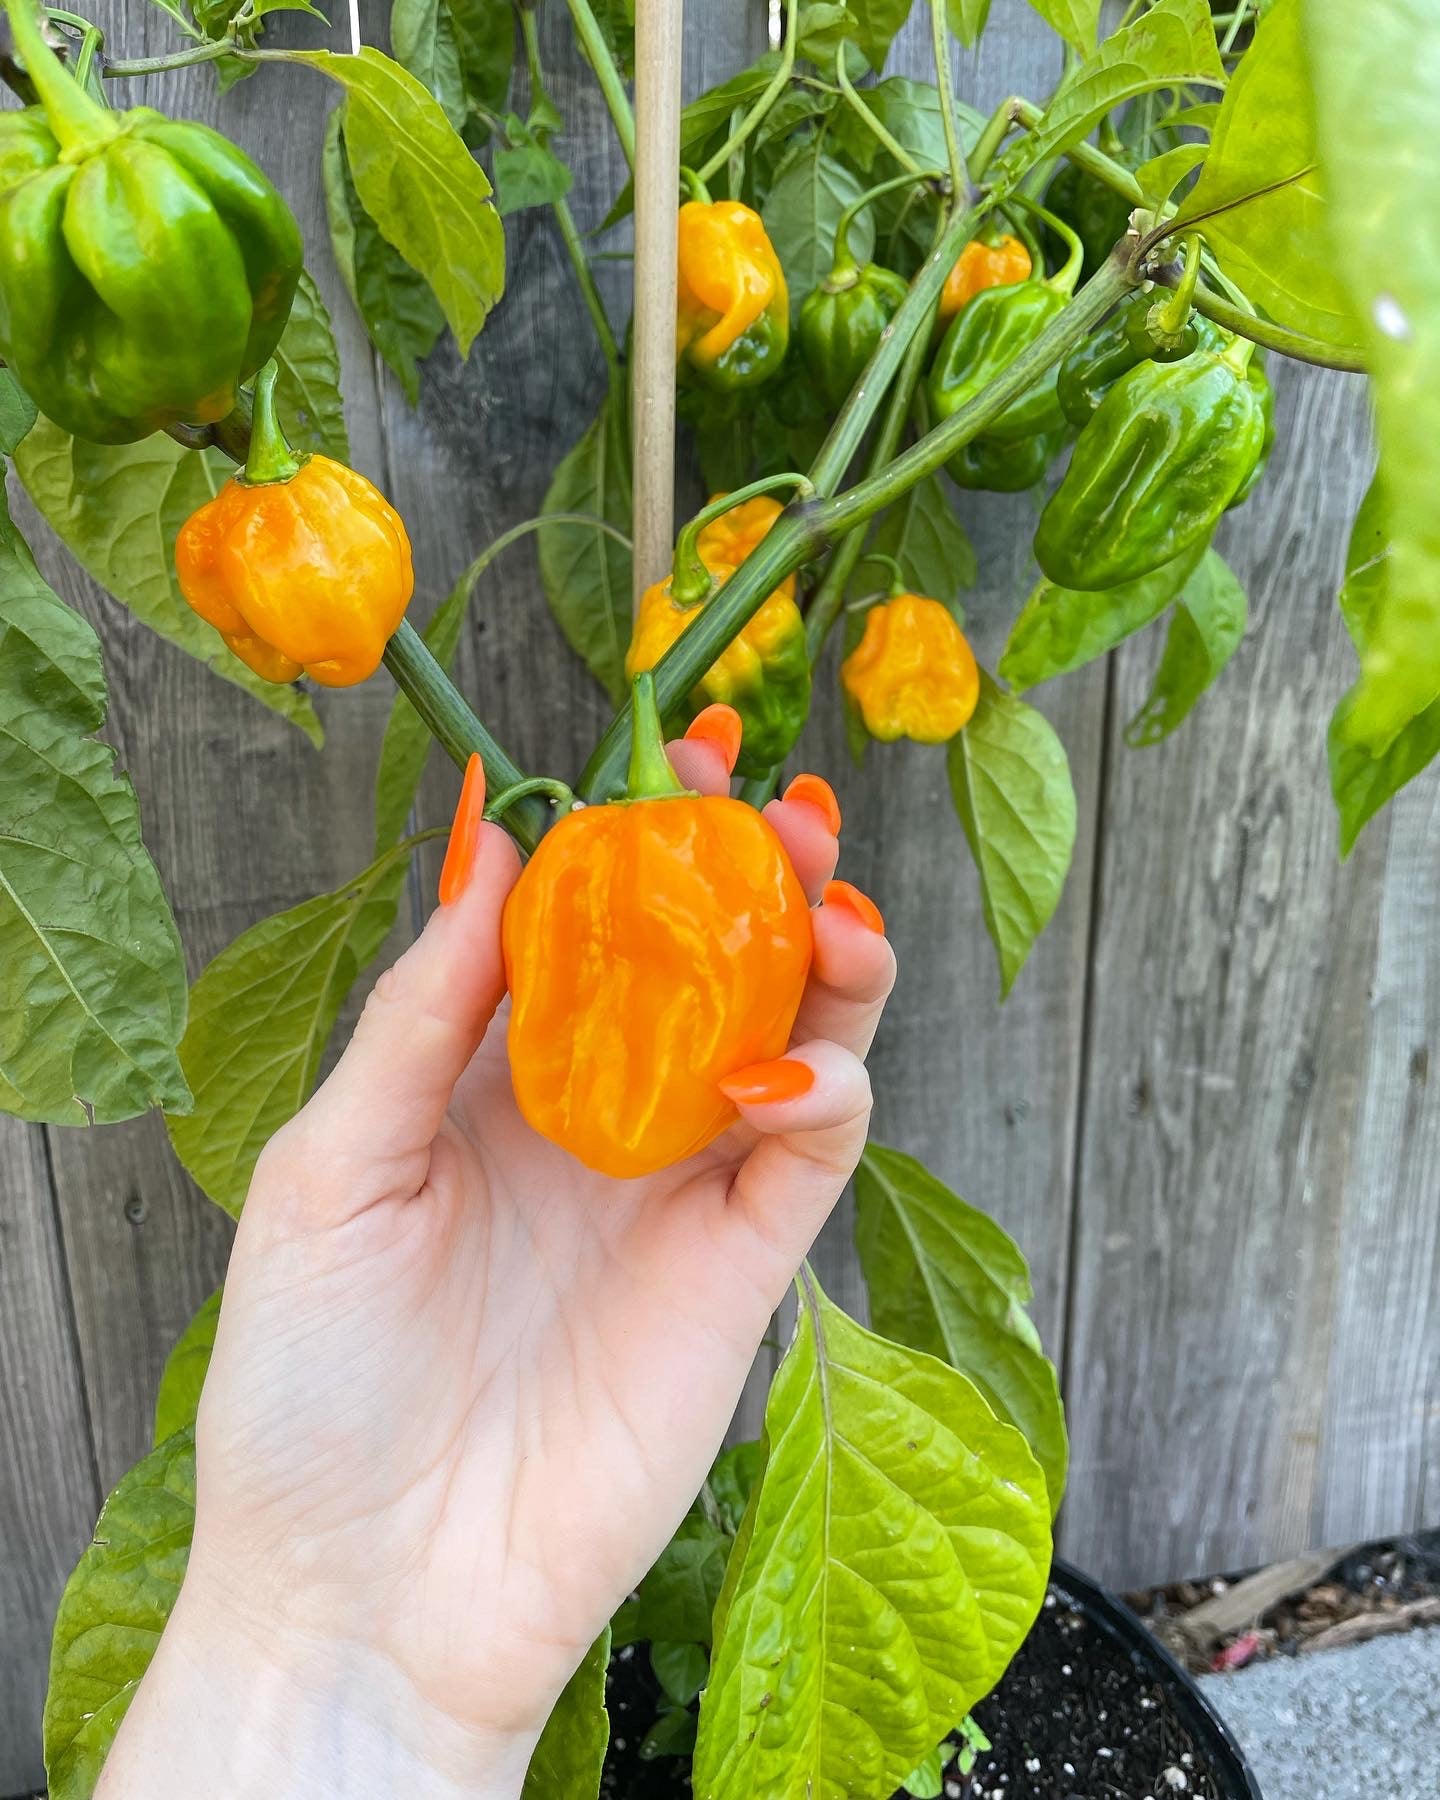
[100,715,894,1799]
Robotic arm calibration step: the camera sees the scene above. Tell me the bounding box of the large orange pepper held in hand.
[174,361,413,686]
[502,675,814,1179]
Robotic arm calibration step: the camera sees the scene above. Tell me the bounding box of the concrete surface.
[1199,1626,1440,1798]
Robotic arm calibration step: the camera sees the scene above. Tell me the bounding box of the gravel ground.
[1199,1625,1440,1799]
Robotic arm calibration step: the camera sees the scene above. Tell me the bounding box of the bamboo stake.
[630,0,684,609]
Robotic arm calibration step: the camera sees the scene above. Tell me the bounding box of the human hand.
[100,712,894,1799]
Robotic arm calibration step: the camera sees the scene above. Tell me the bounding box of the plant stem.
[966,97,1014,183]
[1151,266,1366,372]
[382,621,546,852]
[565,0,635,169]
[695,0,796,186]
[579,253,1134,801]
[835,57,924,176]
[104,38,239,75]
[1009,97,1145,205]
[929,0,971,209]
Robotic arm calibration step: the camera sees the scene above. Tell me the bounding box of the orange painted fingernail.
[784,773,841,835]
[823,879,885,934]
[685,703,743,773]
[438,753,486,906]
[718,1057,815,1105]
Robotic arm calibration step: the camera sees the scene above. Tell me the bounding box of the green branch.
[696,0,797,186]
[565,0,635,169]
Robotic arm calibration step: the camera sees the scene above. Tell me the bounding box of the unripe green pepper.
[948,426,1064,494]
[1034,343,1266,591]
[1057,293,1223,426]
[1227,352,1275,509]
[799,261,909,407]
[0,0,302,444]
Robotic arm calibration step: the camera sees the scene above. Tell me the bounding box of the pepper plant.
[2,0,1433,1794]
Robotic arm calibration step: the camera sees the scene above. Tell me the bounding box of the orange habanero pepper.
[938,232,1033,325]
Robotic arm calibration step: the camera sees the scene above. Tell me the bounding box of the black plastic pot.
[602,1557,1262,1800]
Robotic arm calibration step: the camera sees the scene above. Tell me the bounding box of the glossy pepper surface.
[0,0,301,444]
[676,198,788,391]
[175,364,413,685]
[1056,293,1221,427]
[1228,352,1274,509]
[1035,345,1266,591]
[929,280,1071,446]
[938,232,1032,324]
[947,425,1064,493]
[842,594,979,743]
[798,260,909,406]
[502,676,813,1179]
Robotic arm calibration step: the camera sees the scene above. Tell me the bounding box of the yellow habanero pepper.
[842,591,979,743]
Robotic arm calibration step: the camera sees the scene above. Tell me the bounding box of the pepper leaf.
[999,540,1207,693]
[762,143,874,317]
[0,366,37,452]
[845,0,916,70]
[323,110,446,406]
[855,1143,1067,1515]
[521,1630,611,1800]
[947,674,1076,999]
[43,1431,196,1799]
[293,48,505,357]
[1306,0,1440,755]
[1024,0,1224,164]
[538,391,634,705]
[693,1268,1050,1800]
[946,0,993,48]
[152,1287,222,1448]
[494,124,574,215]
[165,838,424,1217]
[652,1640,709,1707]
[0,496,190,1125]
[391,0,516,138]
[271,268,349,462]
[13,419,321,743]
[901,1745,947,1800]
[1123,548,1247,747]
[1172,0,1360,351]
[1025,0,1101,54]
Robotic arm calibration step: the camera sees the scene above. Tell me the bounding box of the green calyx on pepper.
[624,476,815,778]
[799,170,936,408]
[927,194,1083,492]
[0,0,303,446]
[1035,335,1266,592]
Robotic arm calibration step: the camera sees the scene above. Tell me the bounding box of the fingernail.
[784,773,841,835]
[823,879,885,935]
[438,753,486,906]
[685,703,743,774]
[718,1057,815,1105]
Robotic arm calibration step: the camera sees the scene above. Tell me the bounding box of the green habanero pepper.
[1057,292,1224,427]
[0,0,303,445]
[948,425,1066,494]
[1034,340,1266,591]
[1227,350,1275,509]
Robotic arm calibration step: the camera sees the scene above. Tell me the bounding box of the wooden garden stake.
[631,0,684,608]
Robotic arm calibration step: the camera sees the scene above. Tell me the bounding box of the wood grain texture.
[1060,367,1392,1586]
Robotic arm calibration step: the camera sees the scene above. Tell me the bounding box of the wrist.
[98,1583,539,1800]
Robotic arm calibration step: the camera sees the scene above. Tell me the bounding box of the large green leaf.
[294,48,504,357]
[13,420,321,743]
[1124,549,1247,747]
[848,0,916,69]
[1027,0,1224,163]
[947,675,1076,999]
[392,0,467,129]
[152,1287,222,1448]
[44,1431,196,1799]
[1025,0,1100,53]
[693,1269,1050,1800]
[521,1630,611,1800]
[762,144,874,316]
[854,474,976,614]
[854,1144,1067,1515]
[1307,0,1440,754]
[1327,479,1440,855]
[633,1509,732,1646]
[0,500,190,1125]
[538,392,634,705]
[0,365,36,451]
[999,541,1207,693]
[323,110,446,406]
[271,268,349,462]
[165,839,423,1216]
[946,0,992,47]
[446,0,516,132]
[1173,0,1358,351]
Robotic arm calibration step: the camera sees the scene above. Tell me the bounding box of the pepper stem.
[679,165,711,205]
[1157,233,1202,340]
[624,673,691,801]
[4,0,118,154]
[1007,191,1084,297]
[670,471,816,606]
[856,551,907,596]
[829,169,943,289]
[484,776,577,823]
[242,361,302,485]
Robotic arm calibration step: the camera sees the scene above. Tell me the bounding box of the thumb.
[253,759,521,1227]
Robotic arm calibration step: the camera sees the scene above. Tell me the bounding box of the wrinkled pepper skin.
[0,107,301,444]
[1035,350,1266,591]
[625,565,810,776]
[938,232,1032,324]
[175,457,414,684]
[842,594,980,743]
[798,261,909,406]
[694,492,795,598]
[1228,353,1275,509]
[1056,294,1221,427]
[1044,162,1133,282]
[502,796,813,1178]
[947,425,1063,493]
[676,199,788,391]
[928,281,1069,445]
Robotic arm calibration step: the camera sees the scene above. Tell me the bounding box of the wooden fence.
[2,1,1434,1790]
